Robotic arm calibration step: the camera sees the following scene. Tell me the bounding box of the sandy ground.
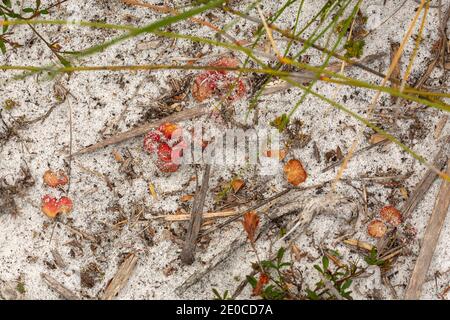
[0,0,449,300]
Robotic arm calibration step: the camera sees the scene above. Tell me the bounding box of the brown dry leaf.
[231,178,245,193]
[291,244,306,261]
[283,159,307,186]
[242,211,260,243]
[369,133,387,144]
[112,149,124,163]
[43,170,68,188]
[180,194,194,202]
[367,220,387,238]
[399,187,409,200]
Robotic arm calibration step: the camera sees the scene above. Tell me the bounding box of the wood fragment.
[180,164,211,265]
[343,239,374,251]
[401,145,448,219]
[101,253,138,300]
[60,222,97,242]
[72,105,208,156]
[200,183,326,237]
[150,209,237,222]
[405,161,450,299]
[41,273,80,300]
[200,188,291,237]
[434,115,448,140]
[231,269,258,299]
[51,249,67,269]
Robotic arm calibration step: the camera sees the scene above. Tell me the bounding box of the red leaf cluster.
[367,205,403,238]
[143,122,186,173]
[41,195,73,218]
[192,57,247,102]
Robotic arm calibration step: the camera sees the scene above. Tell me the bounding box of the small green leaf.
[3,99,16,109]
[322,256,329,270]
[246,275,257,288]
[22,8,35,13]
[16,281,26,294]
[276,247,285,264]
[4,11,20,18]
[2,0,12,8]
[262,260,277,270]
[314,264,323,274]
[341,279,352,291]
[0,40,6,54]
[344,39,365,59]
[278,262,292,268]
[270,113,289,132]
[306,288,320,300]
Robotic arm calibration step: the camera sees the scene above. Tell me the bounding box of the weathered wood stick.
[405,161,450,300]
[180,164,211,264]
[401,144,448,219]
[101,253,138,300]
[149,209,237,222]
[72,105,208,156]
[41,273,80,300]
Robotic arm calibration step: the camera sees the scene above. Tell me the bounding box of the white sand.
[0,0,449,300]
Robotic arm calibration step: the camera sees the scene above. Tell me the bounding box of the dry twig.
[72,105,208,156]
[180,165,212,264]
[101,253,138,300]
[41,273,80,300]
[405,161,450,299]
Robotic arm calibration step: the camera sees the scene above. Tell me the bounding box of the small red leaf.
[242,211,260,243]
[252,273,269,296]
[43,170,68,188]
[380,205,402,226]
[367,220,387,238]
[143,131,161,154]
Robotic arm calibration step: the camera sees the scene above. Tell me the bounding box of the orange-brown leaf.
[283,159,307,186]
[242,211,259,242]
[367,219,387,238]
[43,170,68,188]
[231,178,245,193]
